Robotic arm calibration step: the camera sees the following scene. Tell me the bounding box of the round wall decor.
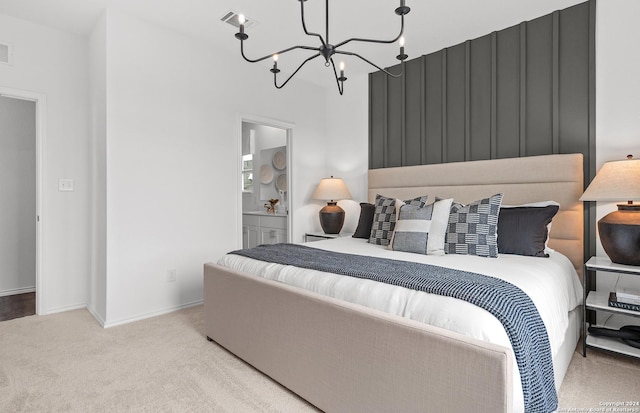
[260,164,274,184]
[272,150,286,170]
[276,173,287,192]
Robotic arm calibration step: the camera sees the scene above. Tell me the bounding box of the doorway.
[238,116,293,249]
[0,87,44,318]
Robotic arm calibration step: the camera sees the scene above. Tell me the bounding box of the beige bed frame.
[205,153,584,413]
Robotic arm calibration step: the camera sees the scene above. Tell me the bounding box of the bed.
[204,153,584,413]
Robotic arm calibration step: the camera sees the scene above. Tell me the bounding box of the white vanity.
[242,212,287,249]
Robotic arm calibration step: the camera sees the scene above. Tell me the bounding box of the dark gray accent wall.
[368,0,596,258]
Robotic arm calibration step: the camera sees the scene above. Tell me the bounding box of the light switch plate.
[59,179,74,192]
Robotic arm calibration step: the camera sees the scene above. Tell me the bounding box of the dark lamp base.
[598,204,640,266]
[319,202,345,234]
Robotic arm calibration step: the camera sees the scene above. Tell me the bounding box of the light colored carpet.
[558,345,640,411]
[0,306,318,412]
[0,306,638,412]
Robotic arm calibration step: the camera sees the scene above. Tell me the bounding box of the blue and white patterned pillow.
[390,198,453,255]
[445,193,503,258]
[369,194,428,246]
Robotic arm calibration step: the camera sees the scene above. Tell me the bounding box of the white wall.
[99,10,328,326]
[0,96,36,296]
[594,0,640,295]
[324,73,369,234]
[0,13,90,314]
[88,12,108,322]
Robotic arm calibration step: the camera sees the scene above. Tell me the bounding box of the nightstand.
[304,232,348,242]
[583,256,640,358]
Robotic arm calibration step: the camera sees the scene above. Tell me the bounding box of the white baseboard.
[18,299,202,329]
[0,286,36,297]
[86,305,106,327]
[103,300,203,328]
[43,303,87,315]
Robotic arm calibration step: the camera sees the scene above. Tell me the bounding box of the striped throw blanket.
[230,243,557,413]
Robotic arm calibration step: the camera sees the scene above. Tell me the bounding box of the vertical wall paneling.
[558,3,591,165]
[441,49,448,163]
[369,0,593,169]
[495,24,521,159]
[490,33,498,159]
[446,44,466,163]
[527,15,554,156]
[552,11,561,154]
[386,67,403,167]
[420,58,426,165]
[404,59,424,166]
[470,35,492,161]
[368,0,595,257]
[400,63,407,166]
[519,22,527,157]
[424,52,443,165]
[464,41,471,161]
[368,71,386,169]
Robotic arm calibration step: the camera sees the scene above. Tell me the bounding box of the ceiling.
[0,0,586,89]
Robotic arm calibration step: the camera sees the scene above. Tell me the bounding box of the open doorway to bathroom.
[240,118,292,249]
[0,93,37,321]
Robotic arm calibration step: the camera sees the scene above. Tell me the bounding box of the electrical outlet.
[167,269,177,282]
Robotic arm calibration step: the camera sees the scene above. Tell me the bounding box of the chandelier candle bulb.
[234,14,248,40]
[397,36,408,61]
[270,54,280,74]
[339,61,345,78]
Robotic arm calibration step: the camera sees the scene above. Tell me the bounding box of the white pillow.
[389,198,453,256]
[427,198,454,255]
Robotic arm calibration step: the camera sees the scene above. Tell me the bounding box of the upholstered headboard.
[368,154,584,279]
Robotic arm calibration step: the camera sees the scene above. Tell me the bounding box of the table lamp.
[312,176,352,234]
[580,155,640,266]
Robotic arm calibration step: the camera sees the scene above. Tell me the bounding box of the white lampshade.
[312,177,352,201]
[580,157,640,202]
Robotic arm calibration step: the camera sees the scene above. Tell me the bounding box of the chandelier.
[234,0,410,95]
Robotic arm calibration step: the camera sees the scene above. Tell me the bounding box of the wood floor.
[0,292,35,322]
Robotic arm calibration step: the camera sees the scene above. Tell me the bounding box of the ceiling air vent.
[220,10,257,30]
[0,42,11,64]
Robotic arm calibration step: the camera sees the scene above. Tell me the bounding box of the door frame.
[237,114,294,248]
[0,86,46,315]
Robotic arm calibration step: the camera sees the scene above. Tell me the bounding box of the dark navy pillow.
[352,203,376,239]
[497,205,560,257]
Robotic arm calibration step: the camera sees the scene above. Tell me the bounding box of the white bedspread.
[218,237,583,412]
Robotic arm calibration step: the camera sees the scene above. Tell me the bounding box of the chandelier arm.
[300,0,326,46]
[241,41,318,64]
[335,50,403,78]
[274,53,322,89]
[329,58,345,95]
[334,15,405,49]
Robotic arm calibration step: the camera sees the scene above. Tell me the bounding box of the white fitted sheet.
[218,237,583,412]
